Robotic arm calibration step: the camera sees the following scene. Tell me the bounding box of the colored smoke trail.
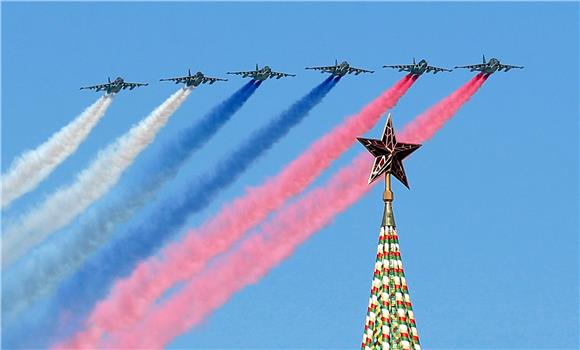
[147,80,260,177]
[105,153,373,349]
[14,77,338,350]
[58,75,416,349]
[95,74,487,349]
[2,96,113,209]
[398,73,487,143]
[1,88,192,268]
[1,81,260,320]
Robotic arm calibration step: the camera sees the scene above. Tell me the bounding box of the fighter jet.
[305,60,374,77]
[454,55,523,74]
[160,69,228,87]
[80,77,148,94]
[383,58,452,76]
[227,64,295,81]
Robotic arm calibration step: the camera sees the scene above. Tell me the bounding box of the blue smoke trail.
[4,76,339,349]
[151,80,260,177]
[1,81,260,322]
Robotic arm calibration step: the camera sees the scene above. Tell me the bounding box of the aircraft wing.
[347,67,374,75]
[383,64,414,72]
[80,83,112,91]
[270,71,296,79]
[453,63,486,71]
[497,63,524,72]
[121,82,148,90]
[227,70,255,77]
[305,65,335,72]
[160,76,188,84]
[203,76,228,84]
[426,65,452,74]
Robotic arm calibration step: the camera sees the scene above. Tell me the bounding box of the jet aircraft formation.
[80,56,523,94]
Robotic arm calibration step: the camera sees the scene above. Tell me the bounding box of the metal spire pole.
[382,174,396,227]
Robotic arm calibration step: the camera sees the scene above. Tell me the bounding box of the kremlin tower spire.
[357,114,422,350]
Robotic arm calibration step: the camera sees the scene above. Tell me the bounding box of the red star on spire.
[357,115,421,188]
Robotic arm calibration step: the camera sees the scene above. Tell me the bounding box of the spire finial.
[357,114,421,226]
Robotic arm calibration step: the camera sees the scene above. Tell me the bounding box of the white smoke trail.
[2,88,192,267]
[1,96,114,209]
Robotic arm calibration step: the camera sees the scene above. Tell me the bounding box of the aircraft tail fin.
[256,63,259,71]
[335,59,338,66]
[483,54,486,64]
[108,77,111,83]
[413,57,416,65]
[188,69,191,76]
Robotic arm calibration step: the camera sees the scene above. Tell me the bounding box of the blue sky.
[2,2,578,349]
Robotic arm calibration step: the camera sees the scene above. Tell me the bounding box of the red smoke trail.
[99,73,488,349]
[398,73,487,143]
[57,75,417,349]
[107,153,373,349]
